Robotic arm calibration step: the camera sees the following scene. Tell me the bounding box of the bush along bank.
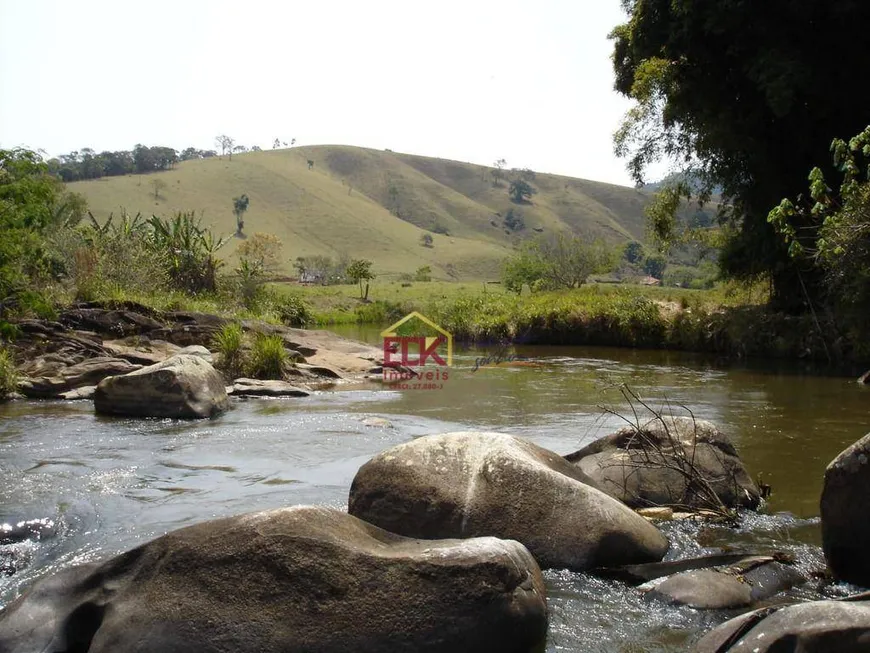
[345,287,859,366]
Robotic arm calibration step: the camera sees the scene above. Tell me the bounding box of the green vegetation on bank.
[0,140,860,367]
[275,280,850,362]
[3,123,870,369]
[0,344,17,399]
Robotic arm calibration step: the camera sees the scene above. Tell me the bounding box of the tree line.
[44,138,269,183]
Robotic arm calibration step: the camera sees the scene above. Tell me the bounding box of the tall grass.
[247,334,288,380]
[212,323,244,379]
[0,345,18,399]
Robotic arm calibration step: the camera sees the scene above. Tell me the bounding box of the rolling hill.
[69,145,652,281]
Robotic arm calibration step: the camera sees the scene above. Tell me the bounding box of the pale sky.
[0,0,640,186]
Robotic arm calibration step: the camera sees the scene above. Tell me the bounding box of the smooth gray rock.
[59,385,96,400]
[94,354,229,418]
[177,345,213,364]
[229,378,310,397]
[0,506,548,653]
[693,599,870,652]
[644,557,805,609]
[296,363,341,379]
[821,432,870,587]
[18,357,141,399]
[102,338,182,366]
[565,416,760,510]
[349,431,669,571]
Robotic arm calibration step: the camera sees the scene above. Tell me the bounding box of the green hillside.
[69,145,652,281]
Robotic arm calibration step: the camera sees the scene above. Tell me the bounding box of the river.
[2,328,869,651]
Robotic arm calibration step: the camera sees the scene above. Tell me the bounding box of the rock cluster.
[565,416,760,510]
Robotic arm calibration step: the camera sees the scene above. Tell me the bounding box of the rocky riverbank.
[6,301,387,406]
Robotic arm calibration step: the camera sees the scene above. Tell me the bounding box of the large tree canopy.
[612,0,870,308]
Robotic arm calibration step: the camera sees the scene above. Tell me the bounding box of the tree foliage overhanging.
[611,0,870,309]
[769,127,870,331]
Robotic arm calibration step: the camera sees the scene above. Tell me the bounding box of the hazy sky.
[0,0,641,186]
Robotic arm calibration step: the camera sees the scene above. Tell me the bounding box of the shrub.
[247,334,287,379]
[354,300,408,324]
[273,293,311,327]
[235,259,267,310]
[16,290,58,320]
[503,208,525,231]
[0,345,18,400]
[212,323,244,379]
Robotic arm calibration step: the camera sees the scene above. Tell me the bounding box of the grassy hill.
[70,145,652,281]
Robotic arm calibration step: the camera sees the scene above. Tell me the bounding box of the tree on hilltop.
[491,158,507,187]
[215,135,235,160]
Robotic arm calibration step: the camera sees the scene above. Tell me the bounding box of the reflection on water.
[1,333,869,651]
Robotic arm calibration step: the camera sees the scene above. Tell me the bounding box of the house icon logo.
[380,312,453,368]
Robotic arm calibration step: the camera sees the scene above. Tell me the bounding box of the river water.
[2,328,869,651]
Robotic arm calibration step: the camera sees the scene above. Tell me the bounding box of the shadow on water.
[2,330,869,651]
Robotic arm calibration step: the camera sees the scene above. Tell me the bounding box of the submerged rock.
[0,518,57,545]
[349,431,669,571]
[565,416,760,510]
[643,556,805,609]
[821,432,870,587]
[94,354,229,418]
[0,506,548,653]
[361,417,394,428]
[693,599,870,652]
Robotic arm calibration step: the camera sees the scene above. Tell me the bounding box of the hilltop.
[70,145,652,281]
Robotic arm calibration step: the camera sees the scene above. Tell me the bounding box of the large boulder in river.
[348,432,669,571]
[94,354,229,418]
[693,599,870,652]
[0,506,548,653]
[821,432,870,587]
[565,417,760,510]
